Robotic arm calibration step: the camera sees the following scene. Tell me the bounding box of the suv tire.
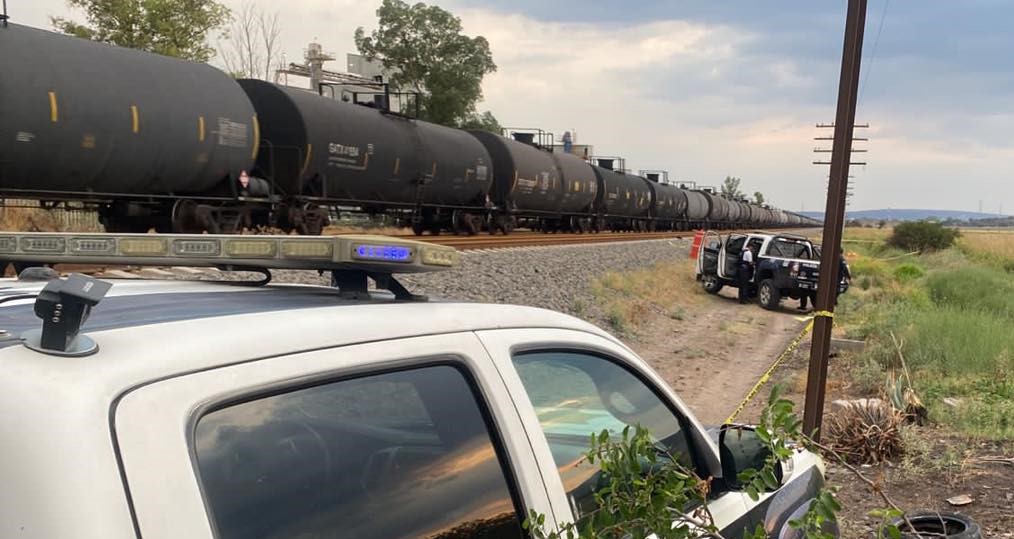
[702,275,723,294]
[758,279,780,310]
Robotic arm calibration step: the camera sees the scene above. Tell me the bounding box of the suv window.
[194,364,525,539]
[511,351,694,522]
[767,239,811,259]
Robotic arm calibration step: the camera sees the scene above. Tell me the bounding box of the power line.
[858,0,891,106]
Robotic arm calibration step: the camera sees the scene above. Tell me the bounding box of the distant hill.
[800,209,1007,221]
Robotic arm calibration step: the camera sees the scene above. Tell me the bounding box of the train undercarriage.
[96,199,331,236]
[6,196,806,238]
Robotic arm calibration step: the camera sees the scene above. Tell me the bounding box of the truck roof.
[0,277,613,388]
[0,276,626,539]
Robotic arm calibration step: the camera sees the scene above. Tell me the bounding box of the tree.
[753,191,765,205]
[458,110,502,133]
[355,0,498,127]
[52,0,230,62]
[888,221,959,252]
[219,1,282,80]
[721,176,743,199]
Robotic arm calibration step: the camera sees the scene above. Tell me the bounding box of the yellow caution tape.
[723,310,834,425]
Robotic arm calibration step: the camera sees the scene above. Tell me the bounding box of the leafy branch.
[524,385,921,539]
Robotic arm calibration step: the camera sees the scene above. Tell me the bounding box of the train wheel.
[499,217,514,235]
[171,200,202,233]
[412,222,425,236]
[293,203,327,235]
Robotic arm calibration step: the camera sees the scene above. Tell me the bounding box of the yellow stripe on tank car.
[198,116,206,142]
[301,144,313,176]
[251,115,260,159]
[131,105,140,133]
[48,91,59,123]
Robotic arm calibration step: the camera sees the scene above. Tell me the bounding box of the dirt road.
[631,285,1014,536]
[632,286,810,425]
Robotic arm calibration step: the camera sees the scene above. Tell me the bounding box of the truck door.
[720,234,747,279]
[112,333,553,539]
[698,230,722,276]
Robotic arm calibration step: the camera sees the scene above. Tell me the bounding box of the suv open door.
[697,230,723,277]
[720,234,748,280]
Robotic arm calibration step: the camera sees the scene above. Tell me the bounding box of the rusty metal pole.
[802,0,868,441]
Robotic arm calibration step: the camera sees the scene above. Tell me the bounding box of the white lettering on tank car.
[15,132,35,143]
[328,143,361,158]
[215,119,249,148]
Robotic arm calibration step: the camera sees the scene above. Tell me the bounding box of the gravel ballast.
[255,238,692,320]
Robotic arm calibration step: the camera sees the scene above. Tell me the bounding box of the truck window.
[511,351,695,523]
[194,364,525,539]
[726,236,746,254]
[767,239,811,259]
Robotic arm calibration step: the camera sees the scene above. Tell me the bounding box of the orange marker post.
[689,229,705,259]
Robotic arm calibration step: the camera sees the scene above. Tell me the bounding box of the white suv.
[0,232,830,539]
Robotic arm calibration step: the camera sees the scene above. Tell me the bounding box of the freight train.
[0,23,821,235]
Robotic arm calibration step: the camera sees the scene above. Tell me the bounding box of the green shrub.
[901,306,1014,376]
[892,263,924,282]
[849,256,889,289]
[926,266,1014,319]
[888,221,959,252]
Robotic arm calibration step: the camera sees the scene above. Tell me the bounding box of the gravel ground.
[250,238,691,321]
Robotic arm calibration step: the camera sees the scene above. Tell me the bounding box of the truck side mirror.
[718,424,783,489]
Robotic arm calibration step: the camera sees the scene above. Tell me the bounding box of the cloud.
[9,0,1014,213]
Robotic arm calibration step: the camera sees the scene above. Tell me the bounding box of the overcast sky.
[8,0,1014,214]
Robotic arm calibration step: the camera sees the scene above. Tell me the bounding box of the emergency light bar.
[0,233,459,273]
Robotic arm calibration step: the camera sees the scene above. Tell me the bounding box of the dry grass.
[957,228,1014,265]
[591,259,704,334]
[1,206,61,231]
[322,225,411,236]
[825,400,905,464]
[800,226,890,247]
[0,206,102,232]
[843,227,891,243]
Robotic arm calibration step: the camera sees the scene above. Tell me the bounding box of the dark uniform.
[737,247,754,304]
[799,253,851,310]
[836,254,851,305]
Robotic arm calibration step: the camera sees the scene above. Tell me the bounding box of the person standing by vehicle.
[799,252,851,310]
[738,244,754,304]
[836,253,852,305]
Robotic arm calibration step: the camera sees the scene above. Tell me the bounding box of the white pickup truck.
[0,231,833,539]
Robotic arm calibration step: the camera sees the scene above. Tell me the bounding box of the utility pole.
[803,0,867,441]
[815,127,867,209]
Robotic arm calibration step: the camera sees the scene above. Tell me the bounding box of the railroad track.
[406,230,698,249]
[402,227,809,250]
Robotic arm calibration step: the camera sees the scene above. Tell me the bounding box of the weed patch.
[891,263,924,282]
[835,235,1014,440]
[926,266,1014,318]
[590,260,702,334]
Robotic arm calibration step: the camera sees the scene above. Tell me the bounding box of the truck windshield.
[766,239,812,259]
